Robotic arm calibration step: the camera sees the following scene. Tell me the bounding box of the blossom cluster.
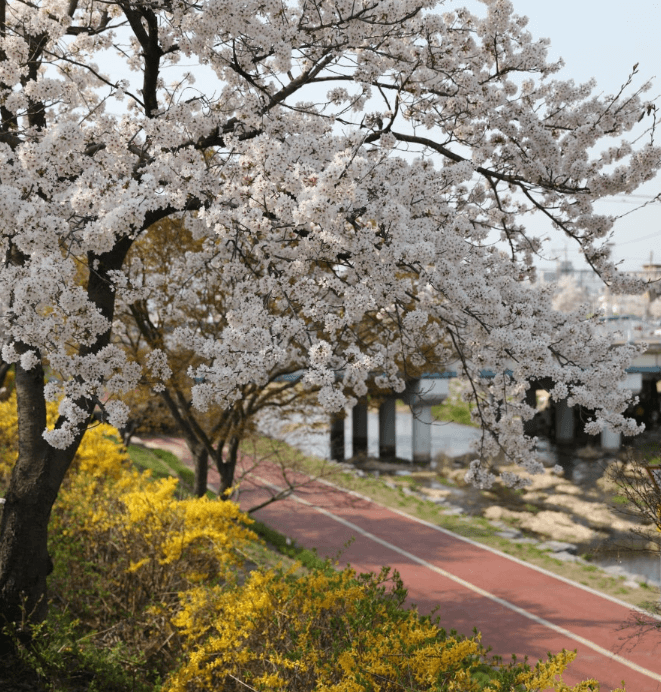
[1,0,659,485]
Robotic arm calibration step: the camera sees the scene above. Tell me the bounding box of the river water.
[266,409,483,461]
[261,408,661,587]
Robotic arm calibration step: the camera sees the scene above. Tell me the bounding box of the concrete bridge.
[329,339,661,464]
[329,377,451,464]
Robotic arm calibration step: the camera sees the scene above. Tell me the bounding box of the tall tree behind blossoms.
[114,217,319,498]
[116,217,405,499]
[0,0,659,633]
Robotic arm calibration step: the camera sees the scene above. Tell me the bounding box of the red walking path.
[138,436,661,691]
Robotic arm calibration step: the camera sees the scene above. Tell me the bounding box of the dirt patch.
[519,510,602,544]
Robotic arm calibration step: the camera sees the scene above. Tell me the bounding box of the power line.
[615,230,661,245]
[602,193,661,205]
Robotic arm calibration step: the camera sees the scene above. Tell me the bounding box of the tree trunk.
[0,359,80,638]
[0,237,134,638]
[0,360,11,391]
[217,435,239,497]
[120,419,139,448]
[193,447,208,498]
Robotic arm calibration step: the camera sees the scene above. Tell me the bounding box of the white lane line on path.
[150,434,659,620]
[254,475,661,685]
[312,475,661,622]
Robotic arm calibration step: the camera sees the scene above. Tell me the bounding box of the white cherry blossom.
[0,0,658,486]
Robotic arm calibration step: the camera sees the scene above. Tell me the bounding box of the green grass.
[431,398,477,427]
[127,444,174,479]
[128,444,203,496]
[248,518,337,574]
[151,447,195,486]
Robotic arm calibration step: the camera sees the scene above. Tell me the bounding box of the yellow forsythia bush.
[0,392,257,674]
[0,392,20,489]
[165,564,608,692]
[47,422,256,670]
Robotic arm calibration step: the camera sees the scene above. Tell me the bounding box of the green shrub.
[3,612,154,692]
[48,430,256,677]
[431,382,477,427]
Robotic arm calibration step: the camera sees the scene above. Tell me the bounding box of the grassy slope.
[128,444,329,574]
[3,443,325,692]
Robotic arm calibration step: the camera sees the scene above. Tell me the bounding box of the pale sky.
[498,0,661,272]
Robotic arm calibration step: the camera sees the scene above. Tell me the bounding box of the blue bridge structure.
[276,340,661,464]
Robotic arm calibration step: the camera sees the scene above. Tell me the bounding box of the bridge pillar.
[555,398,575,444]
[352,401,368,456]
[599,372,644,451]
[330,413,345,462]
[378,397,397,458]
[601,427,621,450]
[409,379,449,464]
[412,402,433,463]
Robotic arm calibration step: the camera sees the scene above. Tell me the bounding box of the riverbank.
[265,405,661,587]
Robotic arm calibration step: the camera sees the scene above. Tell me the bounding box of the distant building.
[538,259,661,336]
[539,260,605,298]
[641,263,661,303]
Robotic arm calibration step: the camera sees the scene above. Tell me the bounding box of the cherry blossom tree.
[1,0,660,631]
[114,217,319,498]
[116,217,415,499]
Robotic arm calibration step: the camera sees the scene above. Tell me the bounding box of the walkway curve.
[136,436,661,691]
